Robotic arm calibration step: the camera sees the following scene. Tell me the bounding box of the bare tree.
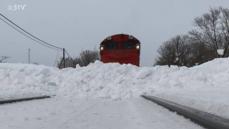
[58,57,75,69]
[220,7,229,56]
[155,35,190,67]
[0,56,10,63]
[73,57,82,67]
[155,7,229,67]
[80,50,99,66]
[171,35,191,66]
[155,41,175,67]
[187,39,215,66]
[190,7,229,57]
[57,50,99,68]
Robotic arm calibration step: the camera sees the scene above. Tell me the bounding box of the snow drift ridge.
[0,58,228,100]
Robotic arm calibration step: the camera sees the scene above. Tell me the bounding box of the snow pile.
[56,62,177,99]
[0,59,229,99]
[0,64,59,98]
[154,58,229,118]
[0,58,229,118]
[0,61,179,99]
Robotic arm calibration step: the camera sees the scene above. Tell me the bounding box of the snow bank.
[0,58,229,118]
[0,61,178,99]
[0,63,59,98]
[56,62,177,99]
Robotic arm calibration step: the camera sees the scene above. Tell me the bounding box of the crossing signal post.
[28,48,31,64]
[63,48,65,68]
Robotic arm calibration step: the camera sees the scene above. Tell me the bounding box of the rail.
[142,95,229,129]
[0,95,51,105]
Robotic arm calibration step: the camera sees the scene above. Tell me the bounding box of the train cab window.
[105,42,117,50]
[123,42,136,49]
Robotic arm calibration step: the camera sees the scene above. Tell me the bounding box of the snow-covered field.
[0,58,229,129]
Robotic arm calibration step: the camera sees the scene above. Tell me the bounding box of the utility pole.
[63,48,65,68]
[28,48,31,64]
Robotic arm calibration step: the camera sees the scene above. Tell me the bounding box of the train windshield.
[123,42,136,49]
[104,42,117,50]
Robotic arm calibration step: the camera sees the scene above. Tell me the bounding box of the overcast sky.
[1,0,229,66]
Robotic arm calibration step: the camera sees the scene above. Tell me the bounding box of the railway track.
[2,94,229,129]
[0,95,51,105]
[142,95,229,129]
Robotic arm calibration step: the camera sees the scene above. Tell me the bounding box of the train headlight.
[136,44,140,50]
[100,46,104,51]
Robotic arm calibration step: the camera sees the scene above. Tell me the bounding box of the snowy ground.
[0,97,203,129]
[0,58,229,128]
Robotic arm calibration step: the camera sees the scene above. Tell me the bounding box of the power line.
[0,12,74,67]
[0,12,62,50]
[65,50,73,59]
[0,16,57,50]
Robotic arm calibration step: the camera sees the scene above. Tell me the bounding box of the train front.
[100,34,140,66]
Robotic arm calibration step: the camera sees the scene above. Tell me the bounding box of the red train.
[100,34,141,66]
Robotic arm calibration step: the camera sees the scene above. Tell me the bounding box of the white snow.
[0,97,203,129]
[217,49,224,56]
[0,58,229,128]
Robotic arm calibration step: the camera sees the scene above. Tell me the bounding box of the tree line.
[58,50,99,68]
[155,7,229,67]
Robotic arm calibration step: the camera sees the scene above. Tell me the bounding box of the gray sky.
[1,0,229,66]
